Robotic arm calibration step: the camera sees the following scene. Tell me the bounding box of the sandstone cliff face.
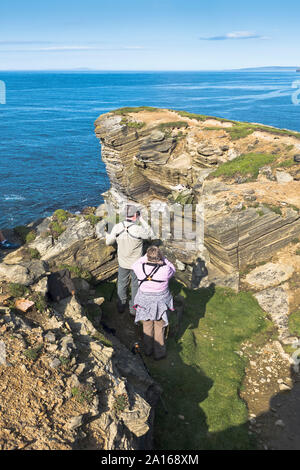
[95,107,300,289]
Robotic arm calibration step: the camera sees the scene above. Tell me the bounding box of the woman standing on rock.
[131,246,176,360]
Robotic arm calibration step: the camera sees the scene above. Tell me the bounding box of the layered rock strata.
[95,108,300,288]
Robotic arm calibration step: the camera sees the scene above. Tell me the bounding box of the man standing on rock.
[105,205,153,315]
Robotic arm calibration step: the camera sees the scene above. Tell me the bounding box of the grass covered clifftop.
[106,106,300,140]
[95,106,300,193]
[97,278,274,450]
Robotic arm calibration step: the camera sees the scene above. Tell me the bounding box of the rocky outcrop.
[95,107,300,288]
[205,207,300,273]
[4,213,118,283]
[0,291,159,450]
[0,203,163,450]
[0,258,48,286]
[245,263,294,289]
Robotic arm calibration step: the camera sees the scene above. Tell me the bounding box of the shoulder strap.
[115,221,126,238]
[138,262,165,286]
[115,221,142,240]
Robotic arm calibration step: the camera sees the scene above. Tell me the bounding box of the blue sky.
[0,0,299,70]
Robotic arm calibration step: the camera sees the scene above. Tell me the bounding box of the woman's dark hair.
[146,245,164,263]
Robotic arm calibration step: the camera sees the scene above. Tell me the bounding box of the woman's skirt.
[133,288,174,326]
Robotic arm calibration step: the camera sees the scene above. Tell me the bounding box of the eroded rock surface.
[245,263,294,289]
[95,108,300,287]
[0,294,159,450]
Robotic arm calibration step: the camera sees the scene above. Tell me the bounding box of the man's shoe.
[0,240,20,250]
[154,355,167,361]
[117,301,126,314]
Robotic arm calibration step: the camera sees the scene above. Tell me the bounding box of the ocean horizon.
[0,70,299,229]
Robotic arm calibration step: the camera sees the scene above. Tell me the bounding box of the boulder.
[227,148,240,161]
[29,235,53,257]
[202,181,230,195]
[0,259,47,286]
[95,203,107,218]
[276,171,294,183]
[150,130,165,142]
[42,218,95,261]
[47,239,117,282]
[245,263,294,289]
[254,286,289,338]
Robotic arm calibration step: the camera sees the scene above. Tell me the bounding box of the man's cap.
[126,205,139,218]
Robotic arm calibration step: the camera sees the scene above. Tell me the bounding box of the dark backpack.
[47,269,75,302]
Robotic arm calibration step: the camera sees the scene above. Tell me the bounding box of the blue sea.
[0,71,299,228]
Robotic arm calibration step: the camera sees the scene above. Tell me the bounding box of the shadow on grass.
[253,366,300,450]
[95,278,266,450]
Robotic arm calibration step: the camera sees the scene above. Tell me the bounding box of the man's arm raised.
[138,216,154,240]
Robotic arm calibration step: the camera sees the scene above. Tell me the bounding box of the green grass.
[120,117,146,129]
[84,214,101,226]
[49,221,66,239]
[113,394,129,413]
[226,123,255,141]
[226,122,300,141]
[112,106,159,115]
[173,110,300,140]
[98,278,269,450]
[59,356,71,366]
[31,293,47,313]
[29,248,41,259]
[14,225,36,244]
[288,205,300,213]
[288,311,300,337]
[53,209,71,223]
[261,126,300,139]
[175,110,207,121]
[174,110,233,124]
[210,153,278,180]
[71,385,94,405]
[285,144,295,151]
[23,345,43,362]
[49,209,72,238]
[262,203,282,216]
[48,210,73,238]
[91,330,113,348]
[204,126,227,132]
[58,264,92,281]
[147,282,269,450]
[173,191,194,205]
[8,283,29,298]
[277,159,296,168]
[127,121,145,129]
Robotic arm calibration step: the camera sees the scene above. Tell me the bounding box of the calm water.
[0,71,299,228]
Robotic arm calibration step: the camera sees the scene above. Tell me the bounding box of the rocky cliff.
[95,107,300,290]
[1,107,300,450]
[0,210,159,450]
